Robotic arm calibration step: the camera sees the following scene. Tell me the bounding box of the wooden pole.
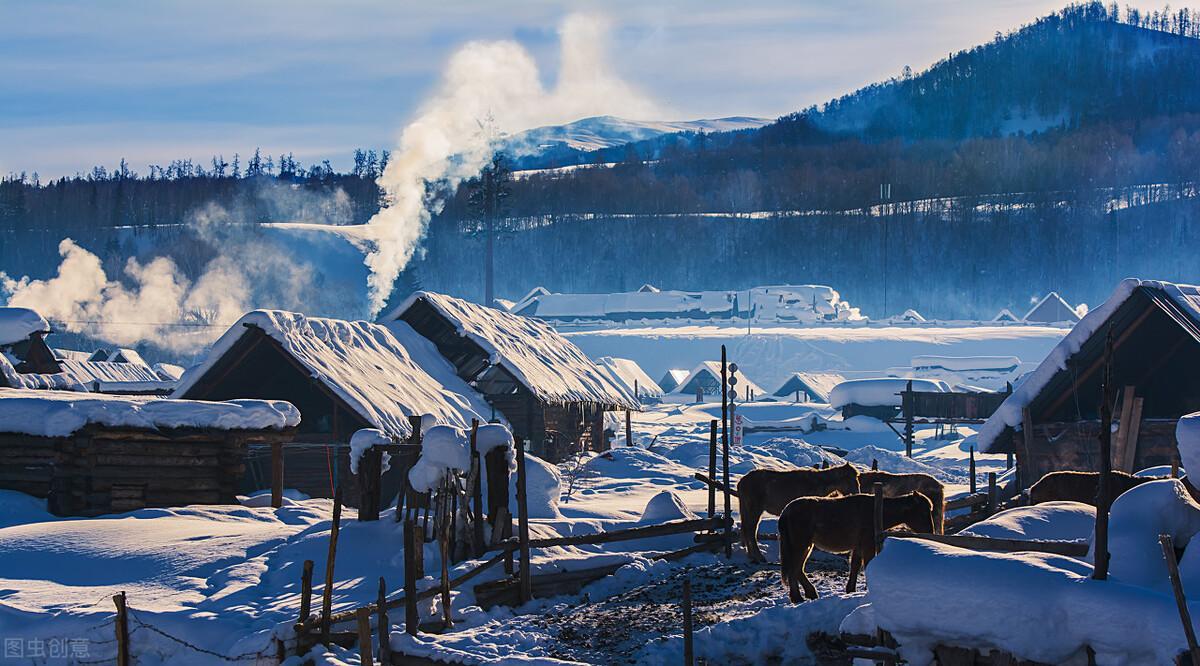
[1160,534,1200,665]
[1093,328,1115,581]
[356,607,374,666]
[299,559,314,625]
[358,448,382,522]
[682,576,694,666]
[1021,407,1036,492]
[871,458,879,471]
[404,517,419,636]
[720,346,731,557]
[516,436,533,604]
[969,447,977,494]
[113,591,130,666]
[626,409,633,448]
[321,487,344,645]
[377,577,391,665]
[1173,455,1181,479]
[904,380,914,458]
[873,482,884,555]
[271,440,284,509]
[470,420,484,557]
[439,479,454,630]
[707,420,717,519]
[988,472,998,513]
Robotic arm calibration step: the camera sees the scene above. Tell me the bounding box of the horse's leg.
[741,501,766,562]
[797,544,819,600]
[845,551,861,594]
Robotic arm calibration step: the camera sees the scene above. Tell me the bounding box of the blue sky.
[0,1,1168,178]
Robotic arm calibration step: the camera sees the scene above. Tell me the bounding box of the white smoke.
[364,13,658,313]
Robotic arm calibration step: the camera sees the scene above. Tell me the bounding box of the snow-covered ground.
[0,396,1005,665]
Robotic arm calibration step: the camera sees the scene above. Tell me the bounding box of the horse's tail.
[779,516,793,590]
[931,484,945,535]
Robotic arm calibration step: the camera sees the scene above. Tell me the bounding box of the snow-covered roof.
[389,292,638,408]
[773,372,846,402]
[911,356,1021,372]
[829,377,949,409]
[153,363,186,381]
[0,307,49,347]
[992,308,1020,322]
[658,369,689,392]
[174,310,496,437]
[53,348,91,362]
[675,361,766,398]
[898,309,926,322]
[109,348,147,366]
[58,359,162,385]
[978,279,1200,453]
[1023,292,1080,323]
[0,387,298,438]
[597,357,663,398]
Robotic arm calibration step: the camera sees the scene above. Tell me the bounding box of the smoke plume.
[364,13,657,313]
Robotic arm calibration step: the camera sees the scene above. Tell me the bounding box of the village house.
[773,371,846,403]
[384,291,638,461]
[979,278,1200,486]
[173,309,496,501]
[672,361,765,402]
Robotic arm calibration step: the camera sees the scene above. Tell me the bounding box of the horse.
[736,463,861,562]
[778,492,934,602]
[1029,470,1160,506]
[859,470,946,534]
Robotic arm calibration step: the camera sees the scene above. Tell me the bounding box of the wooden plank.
[1112,386,1136,471]
[271,441,284,509]
[945,493,988,511]
[1160,534,1200,665]
[1121,397,1144,474]
[525,517,726,549]
[515,437,532,604]
[886,531,1089,557]
[321,488,344,645]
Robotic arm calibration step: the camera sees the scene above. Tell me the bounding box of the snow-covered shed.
[597,356,663,401]
[1023,291,1081,324]
[0,388,298,516]
[830,377,949,420]
[773,372,845,403]
[674,361,766,402]
[385,291,638,461]
[174,310,496,499]
[658,369,689,393]
[979,279,1200,485]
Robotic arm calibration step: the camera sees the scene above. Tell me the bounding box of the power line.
[53,319,232,329]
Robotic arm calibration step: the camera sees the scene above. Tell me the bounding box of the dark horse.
[737,463,861,562]
[778,492,934,602]
[859,470,945,534]
[1029,470,1160,506]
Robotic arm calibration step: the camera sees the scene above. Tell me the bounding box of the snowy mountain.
[503,115,770,168]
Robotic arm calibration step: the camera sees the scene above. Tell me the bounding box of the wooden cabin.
[385,291,639,462]
[673,362,765,403]
[0,388,297,516]
[0,307,58,374]
[173,310,495,502]
[979,279,1200,486]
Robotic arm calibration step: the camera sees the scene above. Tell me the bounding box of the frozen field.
[566,324,1066,391]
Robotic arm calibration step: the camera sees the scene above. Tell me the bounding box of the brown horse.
[737,463,861,562]
[1029,470,1160,506]
[859,470,945,534]
[778,492,934,602]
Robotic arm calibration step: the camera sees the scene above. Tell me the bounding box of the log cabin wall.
[1016,419,1179,483]
[0,426,293,517]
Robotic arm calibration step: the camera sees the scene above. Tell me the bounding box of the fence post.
[625,409,634,448]
[438,479,454,630]
[1160,534,1200,665]
[358,447,382,522]
[299,559,314,625]
[321,487,344,645]
[470,420,484,557]
[113,591,129,666]
[707,420,717,520]
[516,436,533,604]
[356,607,374,666]
[871,458,878,471]
[873,483,884,555]
[271,440,284,509]
[404,517,419,636]
[904,380,914,458]
[988,472,998,514]
[377,576,391,665]
[681,575,695,666]
[969,447,976,494]
[721,345,731,558]
[1093,329,1115,581]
